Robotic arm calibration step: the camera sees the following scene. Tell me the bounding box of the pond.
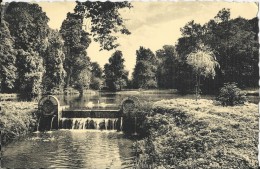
[54,91,214,110]
[54,90,258,109]
[2,130,135,168]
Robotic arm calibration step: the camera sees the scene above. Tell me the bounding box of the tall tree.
[4,2,49,54]
[132,47,158,89]
[74,1,132,50]
[42,30,66,94]
[16,49,44,97]
[60,13,91,90]
[4,2,50,97]
[186,44,219,100]
[0,20,17,92]
[156,45,178,89]
[103,50,128,91]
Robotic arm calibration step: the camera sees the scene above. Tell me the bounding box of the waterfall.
[50,116,55,130]
[36,117,41,132]
[133,116,137,135]
[120,117,123,131]
[60,118,118,130]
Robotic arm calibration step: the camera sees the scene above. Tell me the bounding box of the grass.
[0,101,38,145]
[135,99,258,168]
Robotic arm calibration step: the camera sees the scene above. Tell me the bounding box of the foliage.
[156,45,178,89]
[60,13,92,91]
[73,68,92,95]
[4,2,49,54]
[176,8,258,93]
[103,50,128,91]
[186,44,219,99]
[122,100,152,136]
[217,83,247,106]
[132,47,158,89]
[74,1,132,50]
[0,101,38,145]
[0,20,17,92]
[3,2,50,97]
[134,99,258,168]
[90,62,103,90]
[42,30,66,94]
[16,50,44,97]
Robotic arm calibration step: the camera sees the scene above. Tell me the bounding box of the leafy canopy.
[74,1,132,51]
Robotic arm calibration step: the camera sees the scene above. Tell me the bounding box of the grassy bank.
[134,99,258,168]
[0,101,38,145]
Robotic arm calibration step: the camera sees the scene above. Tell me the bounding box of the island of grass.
[134,99,258,168]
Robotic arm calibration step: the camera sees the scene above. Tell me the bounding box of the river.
[2,130,135,168]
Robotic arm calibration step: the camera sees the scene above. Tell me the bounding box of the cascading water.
[50,116,55,130]
[133,116,137,135]
[36,117,41,132]
[120,117,123,131]
[60,118,119,130]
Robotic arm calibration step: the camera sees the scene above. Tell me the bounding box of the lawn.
[135,99,258,168]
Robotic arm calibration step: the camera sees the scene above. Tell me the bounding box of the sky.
[38,1,258,77]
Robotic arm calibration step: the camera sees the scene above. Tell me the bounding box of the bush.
[0,101,38,145]
[122,101,152,136]
[217,83,247,106]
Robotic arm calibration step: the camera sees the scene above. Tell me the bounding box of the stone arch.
[38,95,60,116]
[120,96,140,114]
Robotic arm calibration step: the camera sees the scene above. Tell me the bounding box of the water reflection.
[2,130,135,168]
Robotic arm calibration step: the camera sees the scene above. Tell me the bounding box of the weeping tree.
[186,44,219,100]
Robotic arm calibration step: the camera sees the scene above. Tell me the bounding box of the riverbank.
[0,101,38,145]
[134,99,258,168]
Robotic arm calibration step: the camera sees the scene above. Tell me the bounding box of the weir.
[37,95,140,131]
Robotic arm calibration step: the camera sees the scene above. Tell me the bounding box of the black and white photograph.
[0,1,259,168]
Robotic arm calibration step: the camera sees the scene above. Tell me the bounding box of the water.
[56,91,258,110]
[2,130,135,168]
[60,118,119,130]
[54,91,217,109]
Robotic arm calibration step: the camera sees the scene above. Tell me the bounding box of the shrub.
[122,100,152,137]
[217,83,247,106]
[0,101,38,145]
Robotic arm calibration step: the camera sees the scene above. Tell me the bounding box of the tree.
[73,68,92,95]
[74,1,132,50]
[132,47,158,89]
[42,30,66,94]
[4,2,50,97]
[176,8,258,93]
[4,2,49,54]
[90,62,103,90]
[214,8,230,23]
[103,51,128,91]
[186,44,219,100]
[60,13,91,90]
[0,20,17,92]
[16,49,44,98]
[156,45,178,89]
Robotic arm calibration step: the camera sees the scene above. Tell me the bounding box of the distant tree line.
[0,3,258,96]
[130,8,258,94]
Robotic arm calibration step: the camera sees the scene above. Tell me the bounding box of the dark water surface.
[54,91,217,109]
[2,130,135,168]
[55,92,258,110]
